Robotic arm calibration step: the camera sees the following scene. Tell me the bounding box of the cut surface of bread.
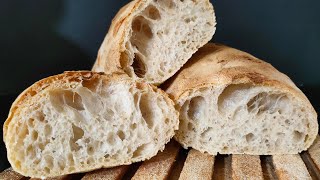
[3,71,179,178]
[166,43,318,155]
[93,0,216,85]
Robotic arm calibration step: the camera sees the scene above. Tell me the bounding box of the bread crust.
[166,44,312,105]
[92,0,146,74]
[3,71,179,178]
[165,43,318,154]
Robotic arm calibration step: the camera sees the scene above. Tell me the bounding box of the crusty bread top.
[3,71,173,142]
[3,71,179,178]
[165,43,315,114]
[4,72,105,138]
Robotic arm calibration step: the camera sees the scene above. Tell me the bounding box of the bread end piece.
[93,0,216,85]
[4,71,179,178]
[167,44,318,155]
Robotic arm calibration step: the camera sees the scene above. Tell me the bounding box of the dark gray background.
[0,0,320,171]
[0,0,320,94]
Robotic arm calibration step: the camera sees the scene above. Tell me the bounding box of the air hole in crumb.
[206,22,213,26]
[50,90,85,111]
[304,135,309,143]
[134,18,153,39]
[34,159,40,165]
[245,133,254,143]
[39,143,45,151]
[87,146,94,155]
[132,144,153,158]
[139,93,155,129]
[187,123,194,131]
[165,118,169,124]
[201,127,213,138]
[26,145,35,158]
[87,158,94,165]
[44,167,50,174]
[131,123,137,130]
[44,155,54,169]
[58,160,65,170]
[44,125,52,136]
[18,125,29,138]
[285,119,290,125]
[65,92,85,110]
[160,62,167,72]
[38,113,45,122]
[31,131,38,140]
[188,96,206,121]
[68,154,74,165]
[222,146,228,151]
[107,133,117,145]
[27,118,35,128]
[117,130,126,141]
[104,154,110,159]
[293,131,304,142]
[158,0,175,8]
[70,124,84,151]
[132,17,142,32]
[142,24,153,39]
[132,54,147,78]
[145,5,161,20]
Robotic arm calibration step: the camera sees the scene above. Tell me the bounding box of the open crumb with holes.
[165,43,318,155]
[3,71,179,178]
[93,0,216,85]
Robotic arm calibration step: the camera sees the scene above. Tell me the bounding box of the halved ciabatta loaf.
[165,43,318,155]
[3,71,179,178]
[93,0,216,85]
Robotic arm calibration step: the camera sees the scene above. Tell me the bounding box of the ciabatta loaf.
[93,0,216,85]
[3,71,179,178]
[166,43,318,155]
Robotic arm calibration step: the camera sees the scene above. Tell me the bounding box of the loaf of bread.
[3,71,179,178]
[93,0,216,85]
[165,43,318,155]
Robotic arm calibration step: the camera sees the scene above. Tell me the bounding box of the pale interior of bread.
[176,83,316,155]
[6,78,177,178]
[121,0,215,83]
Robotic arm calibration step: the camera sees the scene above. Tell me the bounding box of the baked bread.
[92,0,216,85]
[165,43,318,155]
[3,71,179,178]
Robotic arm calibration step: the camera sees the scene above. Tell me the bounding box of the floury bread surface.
[93,0,216,85]
[3,71,179,178]
[165,43,318,155]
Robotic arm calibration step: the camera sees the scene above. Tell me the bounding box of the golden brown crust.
[132,140,180,180]
[166,43,318,156]
[30,175,71,180]
[0,168,27,180]
[179,149,214,180]
[165,43,316,120]
[3,71,122,140]
[272,155,312,179]
[308,135,320,172]
[3,71,178,178]
[92,0,147,74]
[166,44,305,101]
[4,70,175,140]
[81,166,129,180]
[231,155,263,180]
